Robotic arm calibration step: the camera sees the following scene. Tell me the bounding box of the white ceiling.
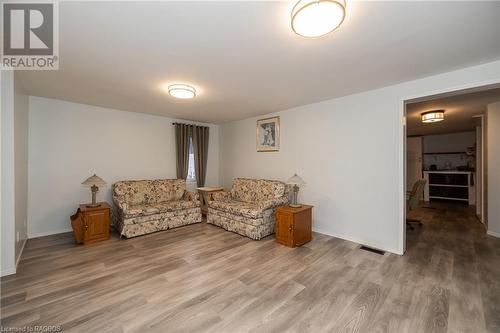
[406,87,500,136]
[18,1,500,123]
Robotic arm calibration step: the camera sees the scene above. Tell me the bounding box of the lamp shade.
[286,173,306,186]
[82,174,107,187]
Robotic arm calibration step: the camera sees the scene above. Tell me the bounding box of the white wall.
[220,60,500,254]
[28,97,219,238]
[423,131,476,153]
[422,131,476,170]
[1,71,30,276]
[14,73,29,264]
[487,101,500,237]
[1,70,16,276]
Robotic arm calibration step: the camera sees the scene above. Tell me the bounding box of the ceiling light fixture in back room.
[291,0,347,38]
[421,110,445,123]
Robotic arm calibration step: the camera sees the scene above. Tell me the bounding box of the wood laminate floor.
[1,202,500,333]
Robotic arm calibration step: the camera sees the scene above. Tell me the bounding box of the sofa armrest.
[211,191,231,202]
[183,190,200,202]
[257,197,289,211]
[112,196,128,213]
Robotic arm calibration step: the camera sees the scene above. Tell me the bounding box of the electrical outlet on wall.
[16,231,20,243]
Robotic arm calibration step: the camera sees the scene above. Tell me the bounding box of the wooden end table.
[197,187,224,216]
[275,205,313,247]
[70,202,110,244]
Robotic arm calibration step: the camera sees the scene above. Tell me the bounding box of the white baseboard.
[16,238,27,268]
[28,227,72,239]
[487,230,500,238]
[1,266,16,277]
[312,227,403,255]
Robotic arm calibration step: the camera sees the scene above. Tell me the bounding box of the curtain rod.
[172,122,209,128]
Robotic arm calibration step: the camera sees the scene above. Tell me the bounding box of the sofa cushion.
[152,179,186,203]
[122,207,201,225]
[209,200,265,219]
[230,178,286,203]
[208,206,274,226]
[124,200,199,218]
[113,179,186,205]
[207,208,275,239]
[119,208,201,237]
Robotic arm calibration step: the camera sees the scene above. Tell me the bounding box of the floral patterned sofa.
[207,178,289,240]
[112,179,201,238]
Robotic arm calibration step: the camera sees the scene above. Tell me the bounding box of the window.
[187,138,196,182]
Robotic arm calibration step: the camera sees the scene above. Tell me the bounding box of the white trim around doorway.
[398,78,500,254]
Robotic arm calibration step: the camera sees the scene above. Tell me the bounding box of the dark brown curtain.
[192,125,209,187]
[175,123,191,180]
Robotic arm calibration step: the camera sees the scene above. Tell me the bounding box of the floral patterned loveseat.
[207,178,289,240]
[112,179,201,238]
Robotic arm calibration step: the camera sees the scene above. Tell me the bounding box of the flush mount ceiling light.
[421,110,445,123]
[168,84,196,99]
[291,0,346,38]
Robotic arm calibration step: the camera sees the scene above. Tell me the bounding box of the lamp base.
[87,186,100,208]
[289,204,302,208]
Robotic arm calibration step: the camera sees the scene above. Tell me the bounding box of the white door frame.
[480,116,486,225]
[398,79,500,254]
[474,118,485,223]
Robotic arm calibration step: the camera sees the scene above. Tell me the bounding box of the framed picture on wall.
[256,116,280,152]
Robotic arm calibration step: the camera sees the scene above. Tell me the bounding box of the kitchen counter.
[423,171,475,205]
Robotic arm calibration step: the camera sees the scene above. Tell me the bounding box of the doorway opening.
[403,84,500,252]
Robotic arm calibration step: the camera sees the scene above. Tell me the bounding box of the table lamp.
[286,173,306,208]
[82,174,107,208]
